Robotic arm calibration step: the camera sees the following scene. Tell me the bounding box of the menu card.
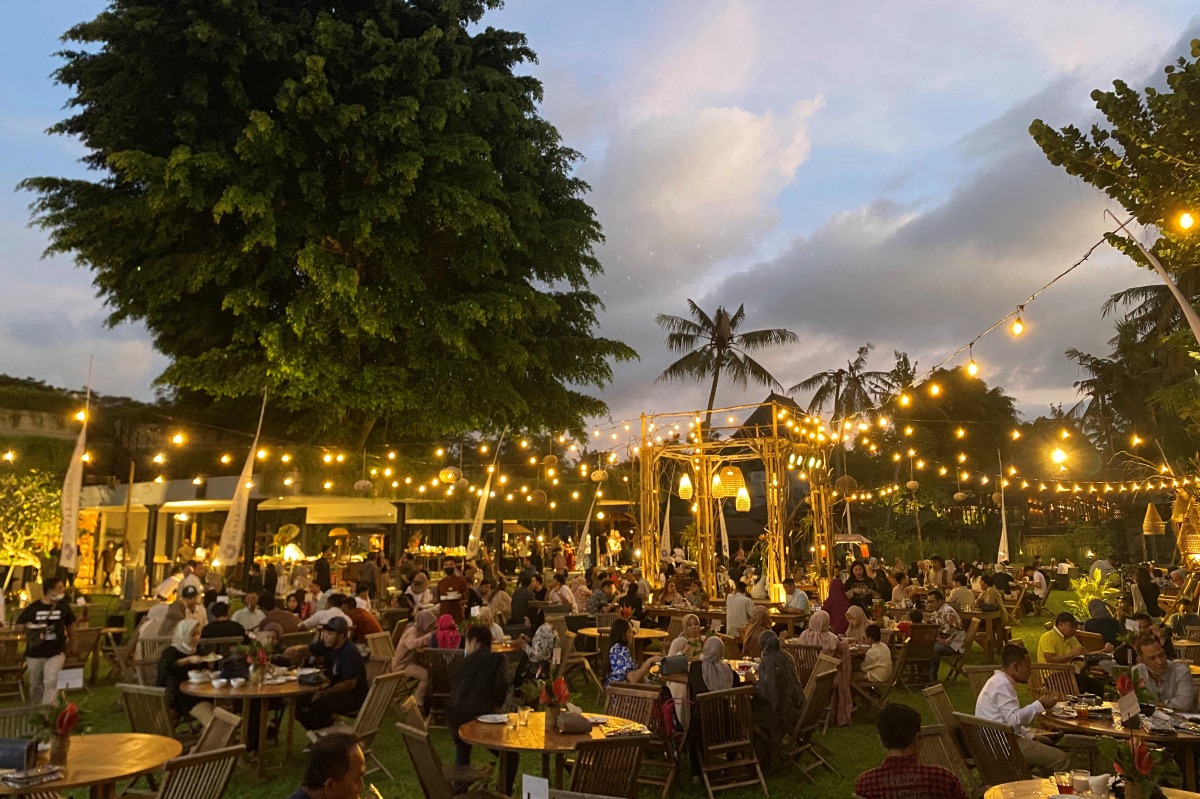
[1117,691,1141,724]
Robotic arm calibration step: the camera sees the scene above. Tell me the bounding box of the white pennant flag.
[466,469,493,560]
[58,377,90,573]
[996,451,1010,564]
[660,497,672,559]
[718,501,730,559]
[216,392,266,567]
[576,486,601,554]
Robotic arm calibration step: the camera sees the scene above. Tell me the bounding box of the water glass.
[1071,769,1090,795]
[506,712,518,730]
[518,707,531,726]
[1053,771,1074,794]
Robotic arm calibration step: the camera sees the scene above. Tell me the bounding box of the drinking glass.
[1053,771,1074,794]
[506,712,518,730]
[1071,770,1090,795]
[518,707,531,726]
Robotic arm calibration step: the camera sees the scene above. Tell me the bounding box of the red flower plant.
[538,677,570,708]
[1116,673,1134,696]
[56,702,79,736]
[1132,740,1154,777]
[618,606,633,621]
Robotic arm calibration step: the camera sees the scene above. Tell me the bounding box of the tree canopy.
[22,0,634,447]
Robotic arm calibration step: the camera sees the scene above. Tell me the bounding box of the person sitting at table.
[896,608,922,639]
[257,594,297,634]
[977,643,1070,773]
[946,574,975,609]
[844,605,870,643]
[301,593,352,631]
[519,608,557,675]
[854,703,968,799]
[752,630,804,774]
[1166,597,1200,638]
[844,561,877,610]
[429,613,463,650]
[286,731,365,799]
[286,591,308,620]
[685,635,745,777]
[925,590,965,684]
[488,578,512,624]
[657,580,684,608]
[587,579,617,615]
[545,573,578,612]
[1135,566,1160,618]
[740,607,775,657]
[796,609,839,652]
[668,613,705,658]
[1022,565,1049,611]
[617,579,645,623]
[1037,612,1108,695]
[824,577,851,635]
[231,591,266,632]
[782,578,810,614]
[156,619,215,725]
[684,580,706,608]
[724,580,755,637]
[1133,634,1196,711]
[606,618,661,685]
[474,606,505,642]
[891,572,913,604]
[1084,598,1123,646]
[1130,612,1176,659]
[288,617,368,732]
[201,602,248,641]
[391,609,436,709]
[405,572,435,612]
[447,626,519,794]
[343,591,383,644]
[853,624,893,689]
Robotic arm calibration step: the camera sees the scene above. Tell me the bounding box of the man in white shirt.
[782,578,810,614]
[178,585,208,627]
[725,581,755,636]
[976,643,1070,772]
[546,573,578,612]
[179,562,204,596]
[1089,556,1115,582]
[1024,566,1049,600]
[301,593,353,631]
[855,624,892,686]
[231,591,265,631]
[633,569,651,600]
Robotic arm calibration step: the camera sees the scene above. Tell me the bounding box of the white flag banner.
[718,501,730,559]
[466,469,493,560]
[660,497,672,559]
[996,451,1010,564]
[216,392,267,567]
[58,384,89,573]
[576,486,601,554]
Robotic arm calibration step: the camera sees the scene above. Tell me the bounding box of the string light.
[1011,305,1025,336]
[966,344,979,377]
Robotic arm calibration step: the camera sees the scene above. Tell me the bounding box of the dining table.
[0,733,181,799]
[456,711,649,792]
[575,627,668,660]
[984,777,1200,798]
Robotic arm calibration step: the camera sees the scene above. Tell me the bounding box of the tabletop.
[1040,704,1200,744]
[457,712,646,754]
[984,777,1200,798]
[576,627,668,640]
[180,677,321,700]
[0,733,182,796]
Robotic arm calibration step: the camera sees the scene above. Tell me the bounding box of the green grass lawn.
[35,596,1069,799]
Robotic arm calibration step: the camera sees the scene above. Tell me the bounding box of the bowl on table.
[187,670,207,683]
[230,677,246,688]
[211,678,229,689]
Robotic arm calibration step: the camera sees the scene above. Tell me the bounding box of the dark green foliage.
[22,0,634,446]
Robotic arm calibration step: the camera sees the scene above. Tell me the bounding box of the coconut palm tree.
[654,301,797,427]
[789,344,895,423]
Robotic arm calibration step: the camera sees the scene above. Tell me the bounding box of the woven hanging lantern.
[438,466,462,484]
[678,474,693,500]
[735,486,751,512]
[835,475,858,494]
[590,469,609,483]
[1144,503,1166,536]
[1172,490,1191,523]
[528,489,547,507]
[1178,505,1200,557]
[712,466,746,499]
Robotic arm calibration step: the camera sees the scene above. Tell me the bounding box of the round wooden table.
[1041,706,1200,791]
[984,777,1200,798]
[457,711,647,791]
[576,627,668,659]
[181,678,319,779]
[0,733,181,799]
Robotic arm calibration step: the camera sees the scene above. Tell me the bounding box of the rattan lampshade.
[711,465,746,499]
[1143,503,1166,537]
[1178,504,1200,556]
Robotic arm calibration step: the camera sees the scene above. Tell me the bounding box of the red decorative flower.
[55,702,79,736]
[551,677,570,705]
[619,606,632,620]
[1133,740,1154,777]
[1116,673,1134,696]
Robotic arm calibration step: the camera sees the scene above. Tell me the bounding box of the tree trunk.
[703,356,724,430]
[351,414,377,452]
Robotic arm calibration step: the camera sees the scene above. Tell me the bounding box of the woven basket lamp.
[711,465,746,499]
[1143,503,1166,536]
[1177,505,1200,557]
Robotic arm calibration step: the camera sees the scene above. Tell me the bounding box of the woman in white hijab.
[156,619,214,723]
[391,609,437,706]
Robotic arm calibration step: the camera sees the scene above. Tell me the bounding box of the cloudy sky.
[2,2,1198,427]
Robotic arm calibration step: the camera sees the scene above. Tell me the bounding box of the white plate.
[587,716,608,725]
[1051,709,1077,719]
[477,714,508,724]
[298,668,319,676]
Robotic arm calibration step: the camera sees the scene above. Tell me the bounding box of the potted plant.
[240,640,272,684]
[521,676,570,733]
[30,692,80,765]
[1099,736,1181,799]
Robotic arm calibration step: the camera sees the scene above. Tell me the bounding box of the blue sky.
[2,2,1199,425]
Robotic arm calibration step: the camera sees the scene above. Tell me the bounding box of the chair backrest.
[1075,630,1106,652]
[365,631,395,659]
[905,624,939,659]
[1186,626,1200,644]
[118,683,174,737]
[1028,663,1076,697]
[922,684,958,733]
[66,627,102,665]
[426,649,465,696]
[0,705,47,738]
[569,736,650,799]
[603,683,658,726]
[964,665,997,696]
[784,643,822,685]
[398,696,427,732]
[696,686,756,752]
[594,613,618,631]
[391,618,410,647]
[960,617,981,654]
[665,617,684,642]
[797,667,837,739]
[810,653,840,683]
[918,724,977,795]
[137,636,174,661]
[196,637,243,659]
[553,632,578,682]
[717,634,741,661]
[353,671,406,747]
[280,630,315,649]
[157,744,244,799]
[548,615,569,642]
[397,722,455,799]
[952,712,1033,786]
[192,708,242,754]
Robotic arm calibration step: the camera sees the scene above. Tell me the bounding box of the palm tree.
[789,344,895,423]
[654,301,798,427]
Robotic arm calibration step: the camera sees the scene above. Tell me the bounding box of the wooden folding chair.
[900,624,938,689]
[64,626,102,687]
[151,744,244,799]
[852,639,907,715]
[118,683,175,738]
[785,666,837,780]
[918,724,978,796]
[568,737,650,799]
[603,683,679,797]
[0,636,27,702]
[553,632,578,683]
[0,704,49,737]
[365,631,395,660]
[964,665,997,696]
[1187,625,1200,643]
[279,630,315,649]
[783,643,821,685]
[191,708,242,754]
[594,613,618,631]
[425,649,465,727]
[944,617,981,683]
[694,686,767,799]
[1002,585,1027,622]
[196,637,243,659]
[397,722,506,799]
[308,671,406,779]
[1028,663,1076,697]
[952,711,1033,787]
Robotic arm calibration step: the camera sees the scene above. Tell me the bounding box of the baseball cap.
[180,585,199,599]
[321,616,349,634]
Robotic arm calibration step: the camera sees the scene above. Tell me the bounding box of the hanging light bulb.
[966,344,979,377]
[1011,305,1025,336]
[678,474,693,500]
[735,486,751,512]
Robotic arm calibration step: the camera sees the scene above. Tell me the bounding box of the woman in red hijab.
[823,577,851,635]
[432,613,462,649]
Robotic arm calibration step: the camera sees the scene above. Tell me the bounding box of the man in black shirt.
[314,547,334,593]
[18,577,75,705]
[510,574,534,626]
[290,617,367,730]
[201,603,247,641]
[448,626,517,792]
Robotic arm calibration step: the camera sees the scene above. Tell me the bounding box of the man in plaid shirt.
[855,703,967,799]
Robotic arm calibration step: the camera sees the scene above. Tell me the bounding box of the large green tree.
[22,0,634,447]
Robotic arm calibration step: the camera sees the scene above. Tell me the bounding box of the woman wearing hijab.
[753,631,804,773]
[406,572,434,611]
[156,619,214,724]
[823,577,851,635]
[844,605,869,643]
[668,614,705,658]
[686,636,744,779]
[797,610,839,652]
[431,614,462,649]
[391,609,436,706]
[1084,598,1122,645]
[795,610,853,726]
[740,607,775,658]
[474,606,505,642]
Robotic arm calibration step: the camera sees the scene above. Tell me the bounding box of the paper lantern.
[1144,503,1166,536]
[991,492,1003,505]
[438,466,462,484]
[455,477,469,490]
[735,486,751,512]
[678,474,693,500]
[353,479,373,493]
[542,455,558,467]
